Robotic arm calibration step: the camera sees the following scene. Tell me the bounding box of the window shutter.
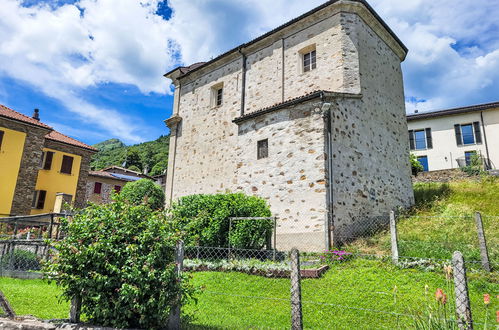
[37,190,46,209]
[408,130,415,150]
[473,121,482,144]
[0,130,4,150]
[94,182,102,194]
[114,185,122,193]
[61,155,74,174]
[425,128,433,149]
[454,124,462,146]
[43,151,54,170]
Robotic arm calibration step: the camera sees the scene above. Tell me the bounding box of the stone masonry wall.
[329,13,414,243]
[0,118,50,215]
[85,176,127,204]
[235,100,328,251]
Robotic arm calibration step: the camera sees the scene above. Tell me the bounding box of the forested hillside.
[91,135,169,176]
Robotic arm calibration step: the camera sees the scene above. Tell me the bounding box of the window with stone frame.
[211,83,224,107]
[257,139,269,160]
[60,155,74,174]
[302,49,317,72]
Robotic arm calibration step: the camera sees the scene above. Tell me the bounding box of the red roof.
[46,130,97,152]
[1,103,96,152]
[0,104,52,129]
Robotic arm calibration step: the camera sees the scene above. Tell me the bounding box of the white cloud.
[1,0,499,142]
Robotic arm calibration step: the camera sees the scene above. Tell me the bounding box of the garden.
[1,178,498,328]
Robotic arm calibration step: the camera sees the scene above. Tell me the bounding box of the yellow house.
[0,105,96,216]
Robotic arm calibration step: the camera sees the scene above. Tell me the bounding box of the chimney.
[32,108,40,121]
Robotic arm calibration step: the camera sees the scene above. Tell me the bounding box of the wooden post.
[290,248,303,330]
[452,251,473,329]
[168,240,185,330]
[389,211,399,265]
[69,296,81,323]
[0,290,16,318]
[474,212,491,272]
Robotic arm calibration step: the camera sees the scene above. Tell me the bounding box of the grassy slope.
[349,178,499,262]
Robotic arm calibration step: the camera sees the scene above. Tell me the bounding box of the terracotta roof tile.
[89,171,130,181]
[45,130,97,152]
[0,104,52,129]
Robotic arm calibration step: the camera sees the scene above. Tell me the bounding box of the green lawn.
[3,257,496,329]
[0,277,69,319]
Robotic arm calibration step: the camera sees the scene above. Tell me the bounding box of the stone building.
[407,101,499,172]
[0,105,96,216]
[85,166,154,204]
[164,0,414,250]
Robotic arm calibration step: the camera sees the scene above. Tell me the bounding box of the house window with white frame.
[211,83,224,107]
[303,49,317,72]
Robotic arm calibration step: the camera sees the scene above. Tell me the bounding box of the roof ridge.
[407,101,499,121]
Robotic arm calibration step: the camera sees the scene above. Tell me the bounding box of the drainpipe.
[321,92,333,250]
[480,111,492,169]
[238,48,247,116]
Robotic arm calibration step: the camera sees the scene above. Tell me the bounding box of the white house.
[164,0,414,251]
[407,102,499,172]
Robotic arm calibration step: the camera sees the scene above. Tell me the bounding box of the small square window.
[303,50,316,72]
[257,139,268,160]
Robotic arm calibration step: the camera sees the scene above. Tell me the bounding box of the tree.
[410,154,424,176]
[44,197,193,329]
[121,179,165,210]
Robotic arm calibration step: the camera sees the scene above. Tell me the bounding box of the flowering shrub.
[320,250,353,264]
[44,196,194,329]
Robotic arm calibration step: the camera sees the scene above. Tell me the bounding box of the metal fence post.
[389,211,399,265]
[474,212,491,272]
[168,240,185,330]
[452,251,473,329]
[290,248,303,330]
[69,295,81,323]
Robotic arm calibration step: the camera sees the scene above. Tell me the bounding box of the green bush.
[120,178,165,210]
[44,197,193,329]
[170,193,272,249]
[0,249,40,271]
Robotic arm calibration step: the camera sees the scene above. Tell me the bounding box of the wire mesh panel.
[183,246,291,328]
[0,240,51,278]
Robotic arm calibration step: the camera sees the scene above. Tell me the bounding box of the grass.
[347,177,499,262]
[2,258,496,328]
[0,277,69,319]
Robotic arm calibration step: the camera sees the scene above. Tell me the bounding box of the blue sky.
[1,0,498,145]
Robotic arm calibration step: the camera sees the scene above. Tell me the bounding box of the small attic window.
[300,45,317,73]
[211,83,224,107]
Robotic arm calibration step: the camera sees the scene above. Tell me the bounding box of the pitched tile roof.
[406,101,499,121]
[0,104,52,129]
[165,0,407,79]
[89,170,136,182]
[45,130,97,152]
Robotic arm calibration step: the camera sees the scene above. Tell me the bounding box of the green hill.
[91,135,170,176]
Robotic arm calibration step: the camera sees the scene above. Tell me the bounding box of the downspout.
[321,92,333,250]
[238,48,247,116]
[480,111,492,169]
[281,38,285,102]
